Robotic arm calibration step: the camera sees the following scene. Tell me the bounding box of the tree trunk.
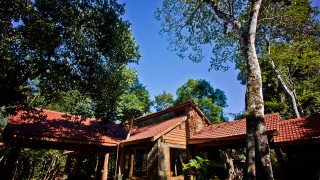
[270,60,300,118]
[220,150,235,180]
[244,0,273,179]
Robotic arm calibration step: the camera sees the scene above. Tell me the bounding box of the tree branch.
[203,0,244,39]
[179,2,203,33]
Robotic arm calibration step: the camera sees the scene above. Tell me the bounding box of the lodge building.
[1,101,320,179]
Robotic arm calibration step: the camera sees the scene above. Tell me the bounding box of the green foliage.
[234,0,320,118]
[15,149,66,179]
[0,0,140,122]
[267,40,320,116]
[155,0,246,70]
[176,79,227,123]
[153,91,174,111]
[27,68,151,122]
[152,79,227,123]
[182,156,222,180]
[116,72,152,121]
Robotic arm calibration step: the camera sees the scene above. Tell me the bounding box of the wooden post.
[157,139,168,179]
[0,141,21,180]
[64,155,72,178]
[74,154,82,179]
[147,141,159,179]
[274,147,287,180]
[101,153,110,180]
[129,151,135,178]
[115,148,125,180]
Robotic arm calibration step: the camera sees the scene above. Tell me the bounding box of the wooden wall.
[163,122,187,145]
[187,107,209,136]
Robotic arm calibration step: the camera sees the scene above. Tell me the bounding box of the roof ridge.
[40,108,97,121]
[134,100,193,123]
[279,117,307,124]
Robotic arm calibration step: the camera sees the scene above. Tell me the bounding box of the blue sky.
[120,0,320,117]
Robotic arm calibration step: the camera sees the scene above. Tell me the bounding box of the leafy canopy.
[153,79,227,123]
[0,0,140,122]
[155,0,247,71]
[235,0,320,118]
[176,79,227,123]
[153,91,174,112]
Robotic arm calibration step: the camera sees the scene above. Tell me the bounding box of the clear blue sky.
[120,0,320,117]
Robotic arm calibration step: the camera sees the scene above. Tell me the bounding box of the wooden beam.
[101,153,110,180]
[120,137,152,146]
[7,138,116,152]
[5,134,118,147]
[135,101,192,123]
[274,147,287,180]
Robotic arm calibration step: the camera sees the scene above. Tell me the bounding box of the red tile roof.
[4,106,320,148]
[4,109,188,146]
[4,109,127,146]
[274,115,320,146]
[123,115,187,144]
[191,113,280,141]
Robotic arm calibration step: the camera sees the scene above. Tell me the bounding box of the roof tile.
[4,109,127,145]
[191,113,279,140]
[124,116,187,143]
[274,115,320,144]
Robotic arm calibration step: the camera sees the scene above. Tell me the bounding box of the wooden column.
[101,153,110,180]
[147,141,159,179]
[129,151,135,178]
[157,139,168,179]
[0,141,21,180]
[274,147,287,180]
[73,154,83,179]
[115,148,125,180]
[64,155,72,178]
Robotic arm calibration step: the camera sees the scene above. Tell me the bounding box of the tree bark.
[220,149,235,180]
[243,0,274,180]
[204,0,274,179]
[270,60,300,118]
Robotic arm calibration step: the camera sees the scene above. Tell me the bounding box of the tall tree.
[116,70,152,122]
[0,0,140,122]
[27,68,152,122]
[153,91,175,111]
[235,0,320,119]
[175,79,227,123]
[155,0,283,178]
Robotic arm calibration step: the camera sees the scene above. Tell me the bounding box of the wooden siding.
[163,122,187,145]
[187,108,209,136]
